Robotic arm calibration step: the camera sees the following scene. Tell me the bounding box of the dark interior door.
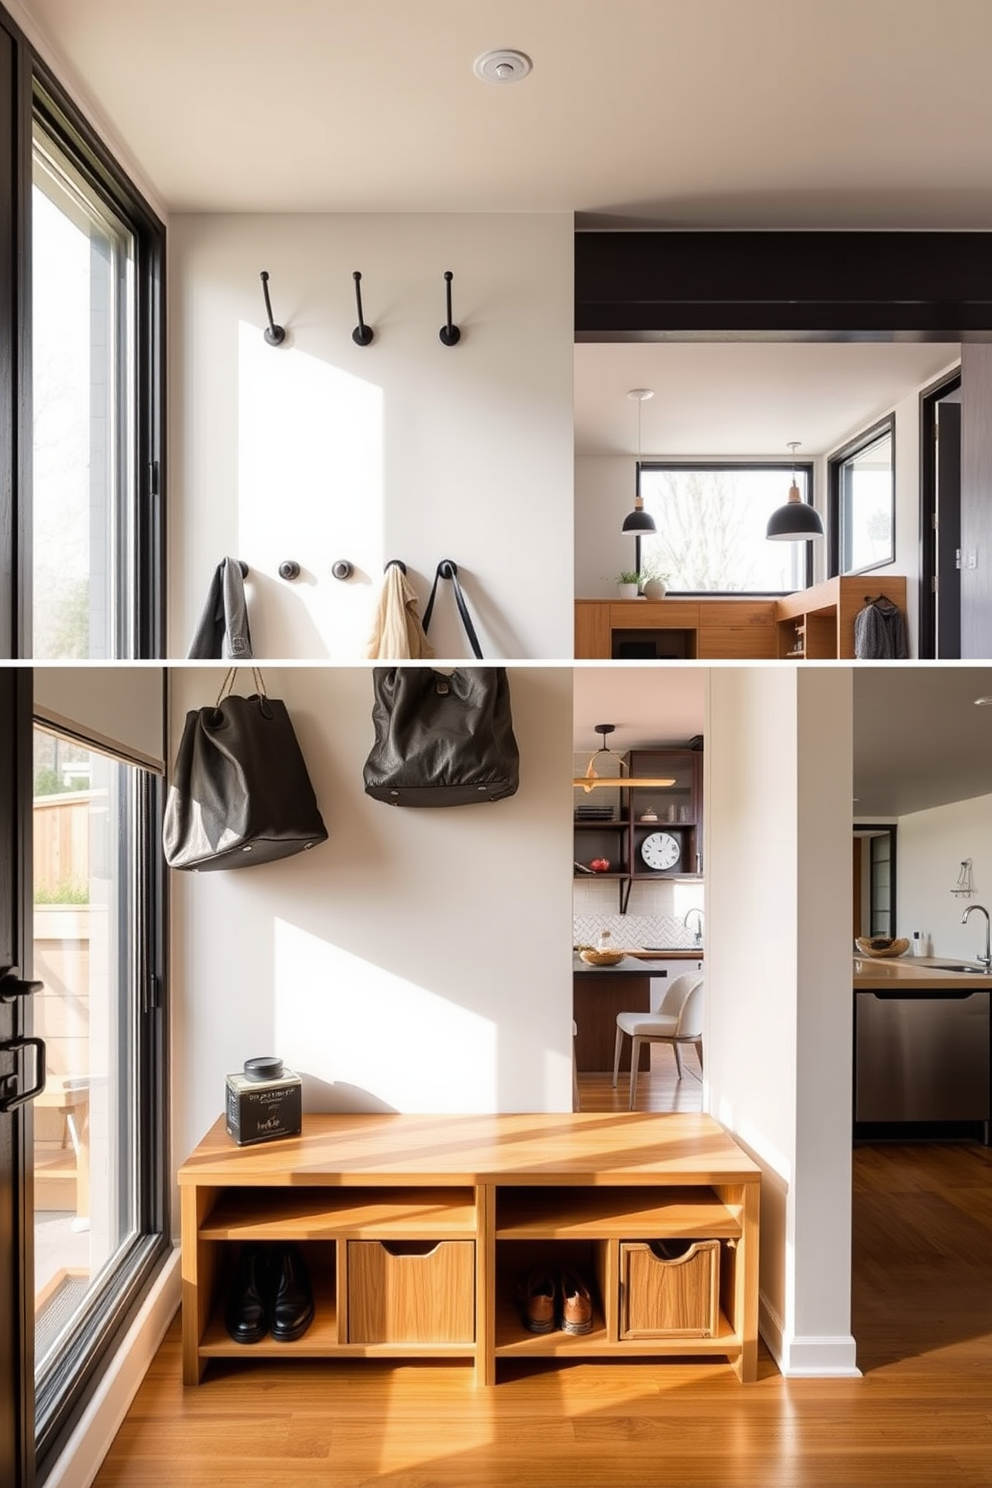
[936,400,962,659]
[0,667,35,1488]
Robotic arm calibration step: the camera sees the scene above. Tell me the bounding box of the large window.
[0,37,164,660]
[31,725,166,1465]
[32,126,137,658]
[637,463,814,594]
[829,416,895,576]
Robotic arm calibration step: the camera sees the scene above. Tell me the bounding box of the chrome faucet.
[961,904,992,971]
[683,907,704,947]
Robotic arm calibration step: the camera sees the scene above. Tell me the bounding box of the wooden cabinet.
[574,747,703,903]
[774,575,907,659]
[179,1112,760,1386]
[575,576,908,660]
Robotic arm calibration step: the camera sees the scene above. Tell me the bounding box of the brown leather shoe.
[560,1267,594,1334]
[517,1265,557,1333]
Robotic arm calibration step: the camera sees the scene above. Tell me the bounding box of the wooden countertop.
[854,955,992,990]
[573,950,704,974]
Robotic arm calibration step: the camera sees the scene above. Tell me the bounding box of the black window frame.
[827,415,896,580]
[0,0,165,660]
[32,736,169,1476]
[637,459,815,596]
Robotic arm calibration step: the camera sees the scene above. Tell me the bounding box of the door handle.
[0,1036,46,1112]
[0,966,44,1003]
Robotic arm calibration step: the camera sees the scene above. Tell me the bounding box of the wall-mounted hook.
[331,560,354,580]
[352,271,374,347]
[278,560,301,581]
[259,271,286,346]
[437,558,458,578]
[384,559,407,574]
[439,270,461,347]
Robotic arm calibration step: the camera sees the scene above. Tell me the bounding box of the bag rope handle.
[421,560,483,659]
[216,666,267,706]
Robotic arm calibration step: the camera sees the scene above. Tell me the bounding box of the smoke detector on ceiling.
[473,49,533,84]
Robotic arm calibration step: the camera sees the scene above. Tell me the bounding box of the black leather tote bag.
[163,668,328,870]
[363,667,519,806]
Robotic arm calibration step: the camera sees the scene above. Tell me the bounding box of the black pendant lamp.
[766,441,824,541]
[621,388,657,535]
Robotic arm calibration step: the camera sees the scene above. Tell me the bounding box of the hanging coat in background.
[187,557,253,659]
[854,596,908,659]
[365,564,435,660]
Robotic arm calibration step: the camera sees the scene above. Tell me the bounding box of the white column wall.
[168,665,575,1175]
[705,666,857,1377]
[168,213,574,661]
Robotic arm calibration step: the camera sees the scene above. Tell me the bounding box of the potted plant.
[615,569,642,599]
[642,567,670,600]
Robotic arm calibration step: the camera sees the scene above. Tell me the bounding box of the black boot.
[270,1242,314,1342]
[224,1243,269,1344]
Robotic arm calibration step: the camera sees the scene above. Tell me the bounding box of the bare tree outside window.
[639,465,811,593]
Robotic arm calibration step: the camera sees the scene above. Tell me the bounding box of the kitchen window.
[637,463,814,594]
[828,416,895,577]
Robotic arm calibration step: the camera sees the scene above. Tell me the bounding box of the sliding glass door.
[0,669,36,1488]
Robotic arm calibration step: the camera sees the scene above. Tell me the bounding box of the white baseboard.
[44,1246,181,1488]
[759,1290,861,1377]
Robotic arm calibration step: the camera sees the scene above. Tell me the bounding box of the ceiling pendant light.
[573,724,676,792]
[621,388,657,537]
[766,441,824,541]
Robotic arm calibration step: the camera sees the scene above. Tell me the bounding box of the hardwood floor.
[90,1063,992,1488]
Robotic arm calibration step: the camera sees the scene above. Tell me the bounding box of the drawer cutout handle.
[380,1241,442,1258]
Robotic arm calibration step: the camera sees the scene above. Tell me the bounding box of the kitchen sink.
[932,963,991,974]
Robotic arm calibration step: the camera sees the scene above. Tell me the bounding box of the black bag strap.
[216,666,267,705]
[421,560,484,659]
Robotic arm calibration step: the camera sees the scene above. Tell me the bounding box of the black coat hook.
[439,270,461,347]
[331,560,354,580]
[384,559,407,574]
[279,561,301,581]
[352,271,374,347]
[259,271,285,346]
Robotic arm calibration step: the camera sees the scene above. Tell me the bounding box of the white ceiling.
[854,668,992,817]
[574,342,960,458]
[17,0,992,222]
[573,666,705,754]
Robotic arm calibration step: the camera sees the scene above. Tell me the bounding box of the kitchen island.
[854,955,991,1139]
[573,951,704,1072]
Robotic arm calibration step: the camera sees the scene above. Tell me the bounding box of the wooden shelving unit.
[575,575,908,660]
[179,1112,761,1386]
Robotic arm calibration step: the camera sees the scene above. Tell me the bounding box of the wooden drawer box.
[619,1239,720,1339]
[347,1240,475,1344]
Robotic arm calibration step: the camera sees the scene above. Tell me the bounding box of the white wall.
[897,792,992,961]
[169,664,575,1173]
[705,666,857,1377]
[168,213,574,661]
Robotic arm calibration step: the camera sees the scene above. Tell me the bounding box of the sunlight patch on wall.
[238,323,384,655]
[273,919,497,1112]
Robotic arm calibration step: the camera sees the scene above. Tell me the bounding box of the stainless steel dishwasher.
[855,989,990,1123]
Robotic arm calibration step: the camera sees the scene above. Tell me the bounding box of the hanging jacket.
[854,596,908,660]
[365,564,435,660]
[187,557,253,659]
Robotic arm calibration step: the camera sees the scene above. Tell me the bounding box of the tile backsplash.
[573,912,702,949]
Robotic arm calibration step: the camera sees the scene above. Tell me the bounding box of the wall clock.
[639,830,682,872]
